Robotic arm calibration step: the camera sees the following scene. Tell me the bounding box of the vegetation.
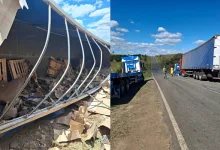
[155,53,182,70]
[110,54,152,80]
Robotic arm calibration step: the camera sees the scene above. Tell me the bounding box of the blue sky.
[111,0,220,55]
[53,0,110,42]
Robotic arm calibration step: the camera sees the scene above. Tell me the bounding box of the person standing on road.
[163,66,167,79]
[170,67,174,77]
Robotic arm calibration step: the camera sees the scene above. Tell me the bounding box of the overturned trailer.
[0,0,110,135]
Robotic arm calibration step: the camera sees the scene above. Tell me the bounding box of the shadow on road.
[111,79,153,106]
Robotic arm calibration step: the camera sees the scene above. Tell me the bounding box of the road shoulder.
[111,80,171,150]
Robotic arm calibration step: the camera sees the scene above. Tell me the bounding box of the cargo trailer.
[0,0,110,136]
[180,35,220,80]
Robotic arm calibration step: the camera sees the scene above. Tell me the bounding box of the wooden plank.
[17,62,22,77]
[8,61,13,80]
[0,60,2,80]
[14,61,20,78]
[8,60,17,79]
[1,59,7,81]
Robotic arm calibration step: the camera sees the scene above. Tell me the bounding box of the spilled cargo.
[0,0,110,136]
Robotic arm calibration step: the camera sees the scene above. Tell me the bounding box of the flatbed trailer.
[111,56,144,98]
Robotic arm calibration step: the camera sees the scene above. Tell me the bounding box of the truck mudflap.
[0,0,110,135]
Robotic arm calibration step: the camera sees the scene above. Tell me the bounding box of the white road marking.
[153,75,189,150]
[173,77,220,95]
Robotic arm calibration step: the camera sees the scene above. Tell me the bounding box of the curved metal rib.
[0,5,52,120]
[28,18,71,116]
[69,33,96,98]
[51,28,85,106]
[79,38,103,95]
[99,42,110,53]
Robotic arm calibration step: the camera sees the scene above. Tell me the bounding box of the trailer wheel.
[193,72,196,79]
[200,72,207,81]
[195,72,199,80]
[125,79,130,92]
[120,80,125,96]
[199,73,202,80]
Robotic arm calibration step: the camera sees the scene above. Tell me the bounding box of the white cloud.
[152,31,182,39]
[110,20,119,28]
[193,40,205,45]
[95,0,103,8]
[88,13,110,27]
[116,27,129,32]
[158,27,166,32]
[135,30,140,32]
[73,0,83,2]
[89,7,110,17]
[155,38,181,45]
[75,19,84,26]
[53,0,63,4]
[111,31,124,36]
[62,3,96,18]
[129,19,134,24]
[87,11,110,42]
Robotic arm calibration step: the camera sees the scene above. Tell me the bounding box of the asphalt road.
[152,57,220,150]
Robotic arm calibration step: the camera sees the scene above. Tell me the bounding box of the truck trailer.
[111,55,144,98]
[0,0,110,136]
[180,35,220,80]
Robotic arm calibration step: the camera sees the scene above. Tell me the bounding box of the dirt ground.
[111,79,171,150]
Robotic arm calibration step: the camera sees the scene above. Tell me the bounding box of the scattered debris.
[56,112,73,126]
[50,79,110,149]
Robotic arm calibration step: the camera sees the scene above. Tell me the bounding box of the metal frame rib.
[79,38,103,95]
[28,17,71,116]
[51,28,85,106]
[0,5,52,120]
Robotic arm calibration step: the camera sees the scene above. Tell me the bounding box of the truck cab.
[111,55,144,99]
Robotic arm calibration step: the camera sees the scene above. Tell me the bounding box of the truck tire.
[125,79,130,92]
[193,72,196,79]
[195,72,199,80]
[120,80,125,96]
[199,72,202,81]
[199,72,207,81]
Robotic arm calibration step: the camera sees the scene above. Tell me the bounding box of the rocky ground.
[111,79,171,150]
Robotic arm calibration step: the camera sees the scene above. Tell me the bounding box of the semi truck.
[111,55,144,98]
[179,35,220,80]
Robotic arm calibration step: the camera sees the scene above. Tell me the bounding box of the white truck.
[180,35,220,80]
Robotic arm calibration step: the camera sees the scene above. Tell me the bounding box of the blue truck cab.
[111,55,144,98]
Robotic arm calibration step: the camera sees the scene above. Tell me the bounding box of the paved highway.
[152,57,220,150]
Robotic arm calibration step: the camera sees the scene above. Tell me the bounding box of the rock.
[10,141,21,149]
[3,106,18,120]
[23,141,38,149]
[41,134,46,141]
[56,112,73,126]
